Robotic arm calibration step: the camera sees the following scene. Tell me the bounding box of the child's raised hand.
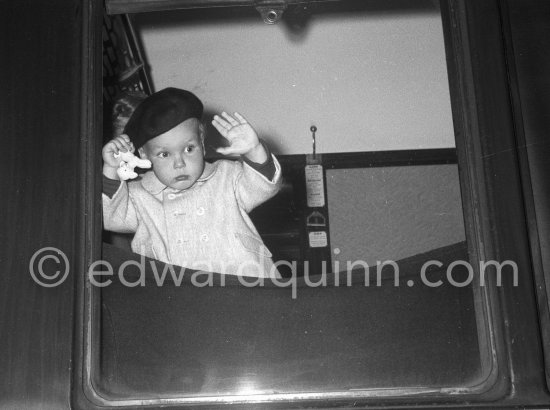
[102,134,134,179]
[102,134,134,168]
[212,112,267,163]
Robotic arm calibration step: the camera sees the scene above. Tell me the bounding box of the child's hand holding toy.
[102,134,152,181]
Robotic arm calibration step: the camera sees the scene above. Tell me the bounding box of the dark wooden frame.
[441,0,550,401]
[65,0,550,408]
[271,148,457,170]
[497,0,550,387]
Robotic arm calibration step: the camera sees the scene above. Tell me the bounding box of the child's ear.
[138,146,148,160]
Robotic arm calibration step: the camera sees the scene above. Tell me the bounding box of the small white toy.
[114,150,152,181]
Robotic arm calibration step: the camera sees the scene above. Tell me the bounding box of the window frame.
[72,0,523,407]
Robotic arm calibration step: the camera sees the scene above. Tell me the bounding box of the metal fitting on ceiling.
[254,1,287,24]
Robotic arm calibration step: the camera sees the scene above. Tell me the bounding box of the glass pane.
[98,246,481,397]
[96,0,494,404]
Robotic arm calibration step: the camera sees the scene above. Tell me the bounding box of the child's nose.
[174,155,186,168]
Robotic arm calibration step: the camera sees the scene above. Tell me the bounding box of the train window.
[83,0,504,407]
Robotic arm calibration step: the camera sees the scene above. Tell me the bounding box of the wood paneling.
[503,0,550,390]
[106,0,332,15]
[0,1,83,408]
[443,0,549,402]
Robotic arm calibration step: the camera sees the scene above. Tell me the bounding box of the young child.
[102,87,282,278]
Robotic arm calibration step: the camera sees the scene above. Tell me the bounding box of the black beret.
[124,87,203,148]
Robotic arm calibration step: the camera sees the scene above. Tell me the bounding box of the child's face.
[139,118,205,191]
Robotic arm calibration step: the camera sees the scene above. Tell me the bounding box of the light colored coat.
[103,156,282,277]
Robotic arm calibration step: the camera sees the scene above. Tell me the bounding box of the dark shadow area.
[95,240,483,399]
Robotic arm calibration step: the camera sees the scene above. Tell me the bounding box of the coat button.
[167,193,176,200]
[200,234,209,242]
[196,207,205,216]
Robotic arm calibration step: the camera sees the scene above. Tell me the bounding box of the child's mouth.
[175,175,189,181]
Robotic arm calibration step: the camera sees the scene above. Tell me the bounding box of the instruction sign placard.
[305,164,325,207]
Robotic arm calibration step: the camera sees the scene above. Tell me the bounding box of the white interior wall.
[134,5,455,154]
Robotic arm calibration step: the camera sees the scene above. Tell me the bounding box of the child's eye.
[157,152,168,158]
[184,145,195,153]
